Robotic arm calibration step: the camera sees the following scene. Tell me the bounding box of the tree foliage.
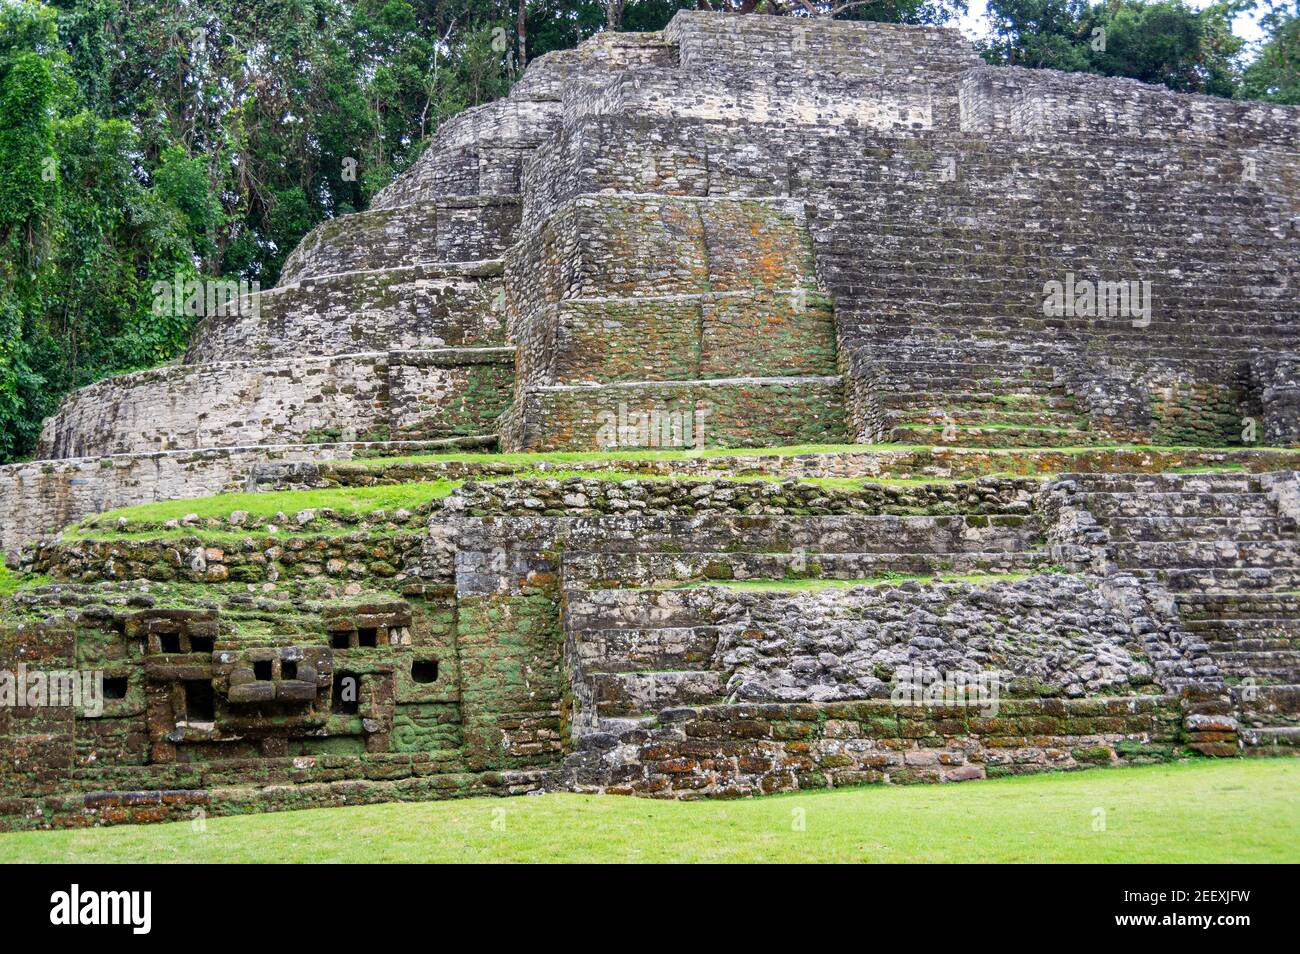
[981,0,1249,95]
[1244,1,1300,102]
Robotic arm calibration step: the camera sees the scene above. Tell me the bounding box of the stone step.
[1114,540,1300,570]
[590,669,727,717]
[35,348,516,460]
[1064,473,1267,494]
[500,375,848,453]
[1178,593,1300,619]
[185,260,506,364]
[1189,620,1300,646]
[1105,516,1295,542]
[868,358,1059,382]
[876,391,1079,413]
[889,424,1102,447]
[560,514,1036,556]
[1208,650,1300,683]
[1206,636,1300,654]
[1240,726,1300,751]
[889,406,1087,429]
[855,317,1300,346]
[563,549,1050,589]
[1082,492,1277,520]
[568,624,721,673]
[874,374,1068,393]
[1147,568,1300,592]
[279,196,521,284]
[563,588,713,633]
[1233,684,1300,725]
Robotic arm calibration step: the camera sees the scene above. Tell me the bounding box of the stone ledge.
[0,437,491,563]
[0,768,553,832]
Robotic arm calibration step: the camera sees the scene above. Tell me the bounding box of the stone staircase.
[564,588,725,735]
[865,345,1100,447]
[1069,471,1300,752]
[562,514,1046,587]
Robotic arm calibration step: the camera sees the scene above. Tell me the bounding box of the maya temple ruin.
[0,10,1298,829]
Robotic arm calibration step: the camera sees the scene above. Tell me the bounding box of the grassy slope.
[59,472,994,537]
[55,444,1277,533]
[71,481,461,528]
[2,760,1295,863]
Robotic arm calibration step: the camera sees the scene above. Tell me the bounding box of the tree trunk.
[517,0,527,70]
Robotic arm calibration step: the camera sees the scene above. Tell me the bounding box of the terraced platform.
[3,12,1298,559]
[0,12,1297,828]
[0,464,1293,827]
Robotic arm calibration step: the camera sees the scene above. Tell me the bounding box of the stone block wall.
[1252,353,1300,445]
[500,191,847,451]
[279,197,521,284]
[373,29,678,211]
[507,13,1300,448]
[506,195,820,327]
[35,350,514,459]
[960,66,1300,147]
[0,509,569,828]
[566,696,1188,797]
[0,438,475,564]
[185,261,506,363]
[666,11,979,78]
[387,350,515,439]
[372,101,564,209]
[498,377,847,452]
[8,465,1294,828]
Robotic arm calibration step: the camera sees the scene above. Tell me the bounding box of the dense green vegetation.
[982,0,1269,97]
[0,564,18,600]
[982,0,1298,102]
[2,0,1296,462]
[1,760,1294,862]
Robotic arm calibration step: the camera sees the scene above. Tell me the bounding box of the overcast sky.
[955,0,1267,45]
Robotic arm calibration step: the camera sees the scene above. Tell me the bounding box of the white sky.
[955,0,1266,45]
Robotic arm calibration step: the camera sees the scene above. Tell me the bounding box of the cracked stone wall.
[704,575,1198,704]
[36,350,514,460]
[278,197,520,284]
[185,262,506,364]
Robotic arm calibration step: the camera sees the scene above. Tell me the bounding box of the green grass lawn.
[0,565,18,601]
[2,760,1294,863]
[67,480,462,530]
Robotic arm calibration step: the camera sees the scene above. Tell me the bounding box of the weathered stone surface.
[3,12,1298,829]
[36,350,513,460]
